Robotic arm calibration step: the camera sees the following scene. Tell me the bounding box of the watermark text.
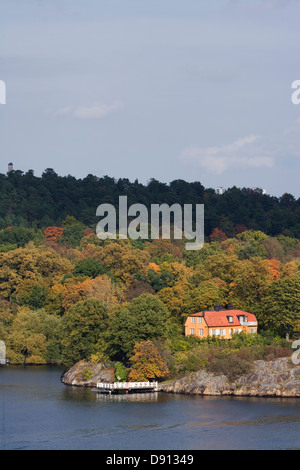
[0,80,6,104]
[96,197,204,251]
[291,80,300,105]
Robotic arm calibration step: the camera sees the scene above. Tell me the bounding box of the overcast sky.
[1,0,300,197]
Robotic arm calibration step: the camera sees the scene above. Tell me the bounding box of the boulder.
[61,360,115,387]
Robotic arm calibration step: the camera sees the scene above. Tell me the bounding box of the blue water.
[1,365,300,450]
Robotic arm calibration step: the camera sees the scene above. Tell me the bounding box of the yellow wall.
[185,316,257,339]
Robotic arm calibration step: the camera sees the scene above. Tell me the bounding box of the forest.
[1,168,300,238]
[0,168,300,382]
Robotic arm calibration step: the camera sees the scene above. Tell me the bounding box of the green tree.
[73,257,109,278]
[18,284,48,309]
[146,267,175,292]
[259,276,300,339]
[114,362,129,382]
[6,307,62,364]
[106,293,171,360]
[60,298,108,367]
[59,224,85,248]
[0,227,37,248]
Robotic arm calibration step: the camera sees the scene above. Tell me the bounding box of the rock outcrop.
[159,357,300,397]
[62,357,300,398]
[61,360,115,387]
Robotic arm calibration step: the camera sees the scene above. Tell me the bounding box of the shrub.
[207,354,252,382]
[82,368,93,381]
[264,344,291,361]
[183,352,207,372]
[115,362,129,382]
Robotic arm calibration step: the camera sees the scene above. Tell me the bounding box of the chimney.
[214,305,223,311]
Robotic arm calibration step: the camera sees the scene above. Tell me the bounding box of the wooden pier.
[96,381,159,394]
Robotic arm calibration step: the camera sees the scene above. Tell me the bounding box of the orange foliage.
[83,229,94,237]
[128,340,169,381]
[264,259,281,280]
[148,262,160,273]
[209,228,228,243]
[44,226,64,246]
[61,275,122,311]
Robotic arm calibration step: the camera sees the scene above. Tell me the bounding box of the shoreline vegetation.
[1,171,300,396]
[61,354,300,398]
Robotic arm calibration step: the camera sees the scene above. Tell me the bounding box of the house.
[185,305,258,339]
[215,187,226,195]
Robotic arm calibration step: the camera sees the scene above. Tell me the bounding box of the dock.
[96,381,159,394]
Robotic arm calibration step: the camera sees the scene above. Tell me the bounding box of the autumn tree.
[209,228,228,243]
[6,307,61,364]
[201,252,242,286]
[83,275,123,309]
[128,340,169,381]
[229,257,275,311]
[157,284,187,321]
[145,239,183,260]
[44,226,64,247]
[44,283,65,316]
[89,240,150,286]
[183,280,227,316]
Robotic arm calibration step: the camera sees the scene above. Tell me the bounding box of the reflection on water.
[95,392,160,403]
[61,385,98,402]
[61,387,161,403]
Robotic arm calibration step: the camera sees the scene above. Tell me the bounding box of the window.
[211,329,216,336]
[229,328,239,335]
[198,329,203,336]
[190,328,195,335]
[228,316,233,323]
[191,317,195,323]
[219,329,224,336]
[198,317,202,323]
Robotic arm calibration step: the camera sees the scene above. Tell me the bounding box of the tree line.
[1,168,300,239]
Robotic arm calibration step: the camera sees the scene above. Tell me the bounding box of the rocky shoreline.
[61,357,300,398]
[160,357,300,397]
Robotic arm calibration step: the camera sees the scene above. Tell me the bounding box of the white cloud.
[181,118,300,175]
[50,101,123,120]
[181,134,274,174]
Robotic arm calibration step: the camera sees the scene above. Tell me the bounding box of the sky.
[0,0,300,197]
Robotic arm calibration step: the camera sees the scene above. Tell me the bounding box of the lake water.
[1,365,300,450]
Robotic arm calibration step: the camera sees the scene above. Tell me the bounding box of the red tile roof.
[189,310,257,327]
